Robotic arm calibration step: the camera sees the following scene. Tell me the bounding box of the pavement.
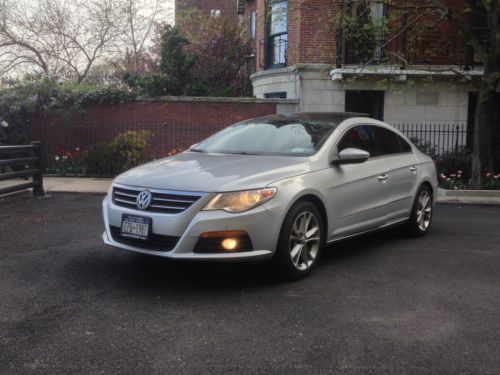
[43,177,112,194]
[1,194,499,373]
[2,177,500,204]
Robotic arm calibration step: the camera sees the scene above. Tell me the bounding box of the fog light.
[221,238,238,251]
[195,230,253,253]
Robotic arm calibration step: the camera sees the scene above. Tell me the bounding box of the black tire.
[273,200,325,281]
[406,184,433,237]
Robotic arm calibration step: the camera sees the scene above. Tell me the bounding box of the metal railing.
[339,32,476,69]
[392,122,471,175]
[0,141,44,196]
[392,123,468,157]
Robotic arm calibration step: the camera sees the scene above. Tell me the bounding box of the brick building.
[175,0,239,25]
[240,0,498,154]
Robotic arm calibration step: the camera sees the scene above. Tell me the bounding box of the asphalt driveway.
[1,193,499,374]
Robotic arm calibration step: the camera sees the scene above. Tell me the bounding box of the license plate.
[121,214,151,240]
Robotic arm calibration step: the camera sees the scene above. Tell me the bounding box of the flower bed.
[439,171,500,190]
[46,131,182,177]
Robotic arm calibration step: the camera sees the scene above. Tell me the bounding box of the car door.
[372,126,419,222]
[328,125,389,238]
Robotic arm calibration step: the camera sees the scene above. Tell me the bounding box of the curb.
[437,188,500,204]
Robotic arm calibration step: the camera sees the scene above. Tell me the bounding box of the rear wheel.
[406,185,433,237]
[274,201,324,280]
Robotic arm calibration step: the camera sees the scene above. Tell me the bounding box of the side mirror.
[331,147,370,165]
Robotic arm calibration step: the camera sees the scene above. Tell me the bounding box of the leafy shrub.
[484,173,500,190]
[46,131,150,177]
[436,146,471,178]
[83,131,150,176]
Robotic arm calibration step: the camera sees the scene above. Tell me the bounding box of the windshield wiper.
[223,151,258,155]
[190,149,207,153]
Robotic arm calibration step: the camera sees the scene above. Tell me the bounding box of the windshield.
[191,118,340,156]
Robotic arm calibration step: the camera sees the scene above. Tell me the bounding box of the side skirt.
[327,217,409,244]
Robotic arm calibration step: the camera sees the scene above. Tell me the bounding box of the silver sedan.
[102,113,438,279]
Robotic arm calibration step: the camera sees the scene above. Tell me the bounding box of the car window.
[400,137,412,153]
[192,119,341,156]
[373,126,412,156]
[337,125,378,157]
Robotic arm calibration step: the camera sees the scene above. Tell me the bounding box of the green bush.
[47,130,151,177]
[83,131,150,176]
[436,146,471,177]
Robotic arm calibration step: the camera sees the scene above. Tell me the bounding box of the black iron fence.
[392,123,467,157]
[392,122,471,175]
[0,141,44,196]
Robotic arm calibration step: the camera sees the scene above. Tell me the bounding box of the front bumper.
[102,192,283,261]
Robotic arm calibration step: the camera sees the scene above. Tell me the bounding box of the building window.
[250,11,257,39]
[264,92,287,98]
[266,0,287,68]
[345,0,388,64]
[210,9,221,18]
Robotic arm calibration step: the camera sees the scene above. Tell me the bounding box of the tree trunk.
[471,65,499,188]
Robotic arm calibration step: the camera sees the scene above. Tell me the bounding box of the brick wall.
[255,0,266,69]
[253,0,337,70]
[32,98,278,161]
[251,0,471,72]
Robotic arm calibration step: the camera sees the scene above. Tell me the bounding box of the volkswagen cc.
[102,113,437,279]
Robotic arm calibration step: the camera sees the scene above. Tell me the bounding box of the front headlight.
[202,187,277,213]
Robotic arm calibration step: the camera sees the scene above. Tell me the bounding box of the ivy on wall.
[0,79,136,144]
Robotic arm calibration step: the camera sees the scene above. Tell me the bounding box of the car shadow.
[320,226,409,264]
[63,226,414,298]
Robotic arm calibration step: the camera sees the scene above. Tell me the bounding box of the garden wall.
[31,96,298,162]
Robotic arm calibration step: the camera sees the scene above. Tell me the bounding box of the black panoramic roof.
[248,112,368,123]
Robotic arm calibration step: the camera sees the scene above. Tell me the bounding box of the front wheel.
[273,201,324,280]
[406,185,433,237]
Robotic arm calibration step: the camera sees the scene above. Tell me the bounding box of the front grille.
[112,185,203,214]
[109,226,179,252]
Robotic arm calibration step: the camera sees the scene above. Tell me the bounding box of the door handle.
[378,174,389,181]
[409,166,418,173]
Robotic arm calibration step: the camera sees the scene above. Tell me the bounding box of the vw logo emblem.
[136,189,152,210]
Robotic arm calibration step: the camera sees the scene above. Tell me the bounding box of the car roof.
[247,112,368,123]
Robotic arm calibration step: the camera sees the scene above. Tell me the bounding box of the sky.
[0,0,176,81]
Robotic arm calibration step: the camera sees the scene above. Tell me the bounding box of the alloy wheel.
[416,190,432,231]
[289,211,321,271]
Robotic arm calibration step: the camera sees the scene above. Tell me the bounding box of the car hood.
[114,152,311,192]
